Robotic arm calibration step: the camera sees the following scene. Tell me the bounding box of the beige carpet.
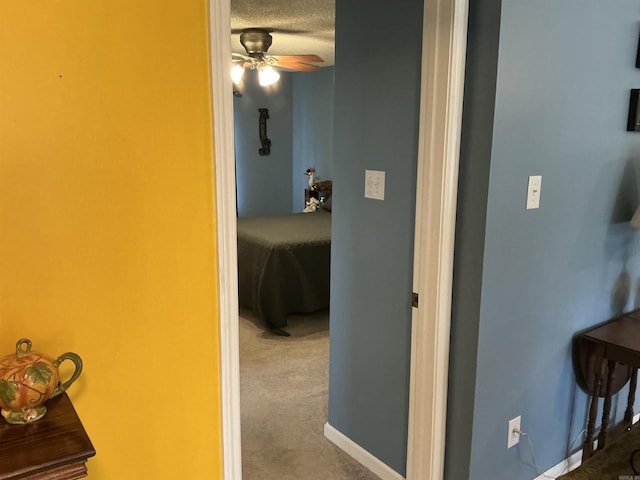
[558,425,640,479]
[239,309,382,480]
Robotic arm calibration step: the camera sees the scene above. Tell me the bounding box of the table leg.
[625,367,638,427]
[597,359,616,451]
[583,345,604,461]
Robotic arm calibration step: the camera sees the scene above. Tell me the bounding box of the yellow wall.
[0,1,222,478]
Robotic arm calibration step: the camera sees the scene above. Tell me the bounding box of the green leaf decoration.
[26,363,53,385]
[0,380,19,405]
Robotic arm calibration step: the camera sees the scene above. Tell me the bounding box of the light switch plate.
[526,175,542,210]
[365,170,385,200]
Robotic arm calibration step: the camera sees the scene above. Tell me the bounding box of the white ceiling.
[230,0,336,66]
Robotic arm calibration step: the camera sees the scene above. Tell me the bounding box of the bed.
[237,211,331,334]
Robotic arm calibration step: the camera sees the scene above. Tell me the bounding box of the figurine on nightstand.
[303,197,320,213]
[305,167,316,189]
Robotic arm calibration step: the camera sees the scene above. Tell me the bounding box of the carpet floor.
[239,309,382,480]
[558,425,640,479]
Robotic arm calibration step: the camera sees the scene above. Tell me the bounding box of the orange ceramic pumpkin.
[0,338,82,424]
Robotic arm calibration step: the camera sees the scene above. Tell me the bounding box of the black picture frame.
[637,31,640,68]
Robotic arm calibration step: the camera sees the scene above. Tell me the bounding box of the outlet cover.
[526,176,542,210]
[507,416,521,449]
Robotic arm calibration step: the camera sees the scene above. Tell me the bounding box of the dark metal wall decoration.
[628,30,640,131]
[258,108,271,155]
[628,89,640,132]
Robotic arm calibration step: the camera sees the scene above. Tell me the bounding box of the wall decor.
[636,31,640,68]
[627,89,640,132]
[258,108,271,156]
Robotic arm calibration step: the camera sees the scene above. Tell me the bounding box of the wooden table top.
[0,393,95,479]
[582,311,640,355]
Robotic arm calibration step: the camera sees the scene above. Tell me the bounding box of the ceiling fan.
[231,28,324,86]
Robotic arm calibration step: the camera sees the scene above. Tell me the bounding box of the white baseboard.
[533,413,640,480]
[533,449,582,480]
[324,423,405,480]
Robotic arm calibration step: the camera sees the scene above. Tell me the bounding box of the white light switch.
[365,170,385,200]
[526,175,542,210]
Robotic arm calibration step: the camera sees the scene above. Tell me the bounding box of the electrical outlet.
[507,416,521,449]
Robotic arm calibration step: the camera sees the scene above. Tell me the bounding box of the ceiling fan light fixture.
[231,64,245,84]
[258,65,280,87]
[240,29,273,55]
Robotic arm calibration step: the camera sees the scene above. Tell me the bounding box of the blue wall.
[292,67,335,211]
[233,71,293,217]
[328,0,423,475]
[446,1,501,478]
[233,68,335,216]
[449,1,640,479]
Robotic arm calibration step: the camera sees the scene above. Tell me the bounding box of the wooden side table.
[0,393,95,480]
[579,310,640,461]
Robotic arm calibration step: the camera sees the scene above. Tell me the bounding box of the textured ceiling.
[231,0,336,66]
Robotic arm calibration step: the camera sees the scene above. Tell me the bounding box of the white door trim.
[406,0,468,478]
[208,0,469,478]
[208,1,243,478]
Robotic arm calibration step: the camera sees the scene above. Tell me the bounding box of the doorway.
[229,4,338,476]
[209,1,469,479]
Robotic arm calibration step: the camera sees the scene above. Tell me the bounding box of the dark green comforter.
[237,212,331,329]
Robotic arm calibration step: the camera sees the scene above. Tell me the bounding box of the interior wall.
[234,72,293,217]
[445,1,502,478]
[292,67,335,211]
[0,1,222,478]
[233,67,335,216]
[449,1,640,479]
[328,0,424,475]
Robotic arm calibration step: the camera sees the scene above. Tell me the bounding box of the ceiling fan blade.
[232,52,251,61]
[275,61,320,72]
[231,27,312,35]
[274,54,324,63]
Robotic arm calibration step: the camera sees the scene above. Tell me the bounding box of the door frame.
[406,0,468,478]
[208,0,468,478]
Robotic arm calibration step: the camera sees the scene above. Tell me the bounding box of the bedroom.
[233,38,335,333]
[230,3,379,477]
[231,0,335,327]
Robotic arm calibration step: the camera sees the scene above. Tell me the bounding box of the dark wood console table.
[579,310,640,461]
[0,393,95,479]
